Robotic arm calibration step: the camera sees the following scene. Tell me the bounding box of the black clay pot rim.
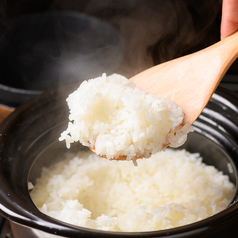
[0,83,42,108]
[0,11,123,108]
[0,83,42,95]
[0,84,238,237]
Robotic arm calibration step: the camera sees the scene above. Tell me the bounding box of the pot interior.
[0,84,238,237]
[28,131,237,191]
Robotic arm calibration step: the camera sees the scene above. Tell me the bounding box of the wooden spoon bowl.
[89,32,238,160]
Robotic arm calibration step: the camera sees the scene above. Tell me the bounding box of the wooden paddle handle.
[130,31,238,125]
[0,104,14,122]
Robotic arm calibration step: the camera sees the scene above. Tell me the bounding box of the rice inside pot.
[30,149,235,232]
[59,73,194,160]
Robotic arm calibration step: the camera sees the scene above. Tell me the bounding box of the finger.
[221,0,238,39]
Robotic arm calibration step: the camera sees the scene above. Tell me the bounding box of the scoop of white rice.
[59,73,193,160]
[30,149,235,232]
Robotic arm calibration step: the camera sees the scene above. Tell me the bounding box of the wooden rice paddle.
[130,31,238,125]
[91,31,238,160]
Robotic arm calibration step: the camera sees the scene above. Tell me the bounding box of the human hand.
[221,0,238,39]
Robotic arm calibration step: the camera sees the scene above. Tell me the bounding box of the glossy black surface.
[0,83,238,238]
[0,11,122,107]
[0,1,237,237]
[0,1,224,109]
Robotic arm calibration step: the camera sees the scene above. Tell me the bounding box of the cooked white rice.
[30,149,235,232]
[59,73,193,160]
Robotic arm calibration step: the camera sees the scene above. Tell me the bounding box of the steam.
[82,0,222,77]
[0,0,222,92]
[0,11,123,90]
